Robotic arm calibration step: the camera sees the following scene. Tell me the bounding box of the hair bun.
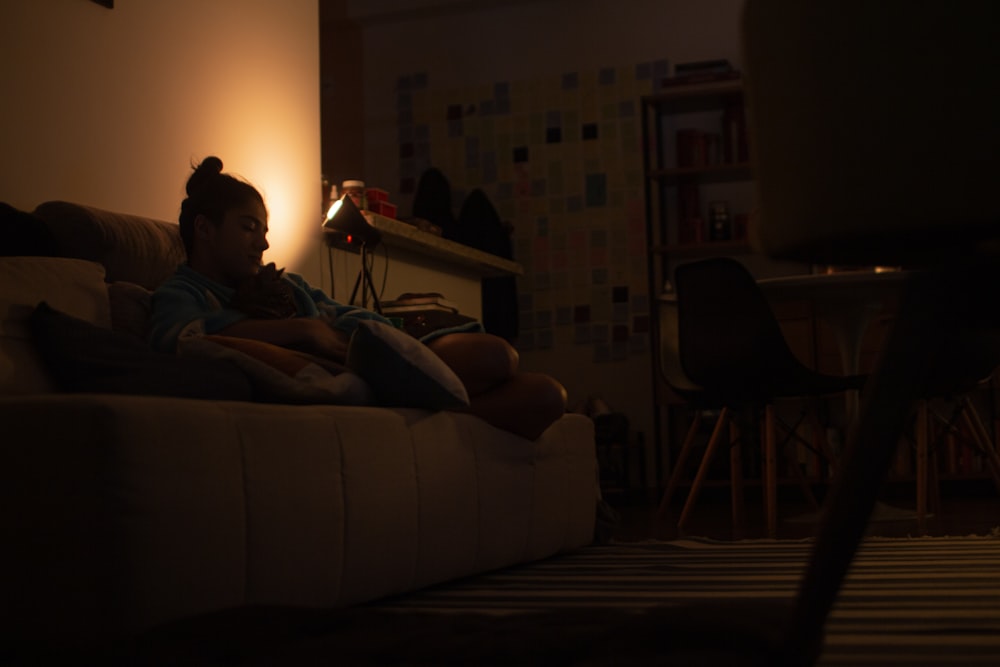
[187,156,225,196]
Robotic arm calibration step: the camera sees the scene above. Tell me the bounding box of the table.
[758,270,909,373]
[758,269,910,424]
[759,269,915,523]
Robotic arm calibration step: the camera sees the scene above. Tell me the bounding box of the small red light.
[346,234,353,244]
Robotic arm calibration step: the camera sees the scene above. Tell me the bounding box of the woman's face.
[199,198,270,287]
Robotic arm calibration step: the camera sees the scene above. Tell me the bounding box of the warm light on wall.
[0,1,322,284]
[211,96,322,276]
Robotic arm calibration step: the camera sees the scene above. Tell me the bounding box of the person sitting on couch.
[148,156,566,440]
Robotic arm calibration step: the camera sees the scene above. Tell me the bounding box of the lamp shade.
[323,193,381,247]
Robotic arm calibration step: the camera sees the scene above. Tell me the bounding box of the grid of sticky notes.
[395,59,668,362]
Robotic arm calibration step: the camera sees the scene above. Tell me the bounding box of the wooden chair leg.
[783,438,820,511]
[655,410,703,524]
[763,404,778,539]
[961,396,1000,494]
[915,400,929,533]
[678,408,730,534]
[929,439,942,515]
[730,418,745,539]
[808,401,837,480]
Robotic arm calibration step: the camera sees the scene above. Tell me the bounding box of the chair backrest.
[742,0,1000,266]
[656,293,703,396]
[674,257,804,395]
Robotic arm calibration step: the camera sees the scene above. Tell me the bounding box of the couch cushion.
[29,302,254,400]
[0,256,112,395]
[0,396,596,640]
[33,201,185,290]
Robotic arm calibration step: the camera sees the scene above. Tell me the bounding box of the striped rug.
[367,535,1000,666]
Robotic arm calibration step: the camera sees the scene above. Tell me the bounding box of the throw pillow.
[29,302,254,400]
[0,256,112,394]
[345,320,470,410]
[179,335,373,406]
[32,200,186,290]
[107,280,153,341]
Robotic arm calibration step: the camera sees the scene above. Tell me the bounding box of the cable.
[378,243,390,300]
[326,245,335,298]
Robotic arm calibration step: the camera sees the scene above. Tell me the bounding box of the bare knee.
[510,373,566,440]
[428,333,519,394]
[526,372,568,420]
[513,372,568,439]
[466,333,518,378]
[463,371,568,441]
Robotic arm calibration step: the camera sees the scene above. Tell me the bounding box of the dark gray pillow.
[29,302,253,400]
[346,320,469,410]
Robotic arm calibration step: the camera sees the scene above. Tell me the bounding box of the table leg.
[815,300,882,425]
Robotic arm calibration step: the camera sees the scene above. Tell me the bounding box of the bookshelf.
[641,77,754,288]
[642,76,759,490]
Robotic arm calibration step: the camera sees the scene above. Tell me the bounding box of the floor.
[605,477,1000,542]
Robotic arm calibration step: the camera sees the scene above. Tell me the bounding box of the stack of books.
[381,293,460,315]
[661,59,741,87]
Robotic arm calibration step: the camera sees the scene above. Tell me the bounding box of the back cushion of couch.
[0,257,112,395]
[33,201,185,290]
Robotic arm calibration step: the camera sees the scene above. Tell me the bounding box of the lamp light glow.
[323,192,380,248]
[324,198,342,225]
[321,192,383,313]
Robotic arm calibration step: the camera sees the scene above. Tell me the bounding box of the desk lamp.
[323,193,383,314]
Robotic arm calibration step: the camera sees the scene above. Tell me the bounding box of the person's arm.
[282,272,400,344]
[149,282,248,353]
[150,278,349,361]
[218,317,350,362]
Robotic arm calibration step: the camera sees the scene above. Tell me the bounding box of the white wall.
[353,0,747,466]
[359,0,744,197]
[0,0,323,280]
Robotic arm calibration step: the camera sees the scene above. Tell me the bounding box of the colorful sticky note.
[537,329,554,349]
[585,173,607,207]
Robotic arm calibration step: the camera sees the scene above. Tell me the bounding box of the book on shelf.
[660,69,742,88]
[723,103,749,164]
[676,129,723,168]
[674,59,734,75]
[382,303,459,314]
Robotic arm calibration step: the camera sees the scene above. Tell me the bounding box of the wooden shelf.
[651,240,753,257]
[364,212,523,278]
[643,78,744,104]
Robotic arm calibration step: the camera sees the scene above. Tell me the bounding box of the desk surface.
[758,269,910,299]
[366,212,523,278]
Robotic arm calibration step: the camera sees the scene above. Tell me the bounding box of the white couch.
[0,201,597,644]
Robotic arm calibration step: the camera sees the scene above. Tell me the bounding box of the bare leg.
[426,333,567,440]
[464,372,568,441]
[425,333,519,395]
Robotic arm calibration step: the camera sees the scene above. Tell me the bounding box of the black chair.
[910,382,1000,529]
[655,288,752,537]
[655,257,864,538]
[741,1,1000,662]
